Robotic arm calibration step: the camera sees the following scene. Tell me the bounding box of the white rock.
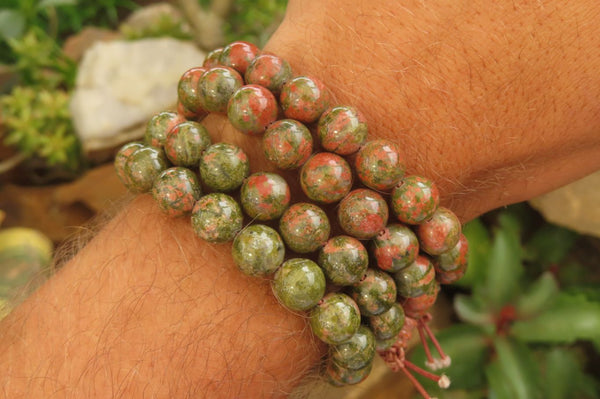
[70,38,204,151]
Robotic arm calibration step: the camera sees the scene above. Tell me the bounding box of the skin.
[1,0,599,398]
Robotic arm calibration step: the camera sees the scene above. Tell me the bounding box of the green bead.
[300,152,353,204]
[318,235,368,286]
[391,175,440,224]
[280,76,330,123]
[417,206,462,255]
[372,224,419,272]
[337,189,389,239]
[151,167,202,217]
[178,66,208,115]
[369,303,405,340]
[198,66,244,113]
[326,357,373,386]
[203,48,223,68]
[191,193,243,243]
[355,139,405,191]
[318,105,368,155]
[279,203,330,254]
[330,325,376,370]
[240,172,290,221]
[375,335,398,351]
[310,293,361,345]
[115,141,144,188]
[144,111,185,149]
[394,255,437,298]
[349,269,397,317]
[272,258,326,311]
[124,146,169,193]
[262,119,313,170]
[232,224,285,276]
[227,84,278,136]
[199,143,250,192]
[164,121,212,167]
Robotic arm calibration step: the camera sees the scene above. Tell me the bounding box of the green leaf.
[524,223,578,266]
[487,337,542,399]
[457,218,491,288]
[515,272,558,318]
[37,0,77,9]
[477,216,523,310]
[512,293,600,349]
[543,347,599,399]
[0,9,25,40]
[410,324,490,392]
[454,294,494,327]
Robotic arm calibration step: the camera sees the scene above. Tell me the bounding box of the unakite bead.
[317,106,367,155]
[232,224,285,277]
[318,235,368,286]
[124,146,169,193]
[433,233,469,284]
[369,302,405,340]
[144,111,185,149]
[417,206,462,255]
[280,76,330,123]
[151,167,202,217]
[177,66,208,116]
[191,193,243,243]
[198,66,244,113]
[199,143,250,192]
[402,282,440,318]
[391,175,439,224]
[279,203,330,253]
[394,255,437,298]
[272,258,326,311]
[227,84,278,136]
[262,119,313,170]
[177,100,198,120]
[349,269,397,317]
[240,172,290,221]
[114,141,144,188]
[203,47,223,68]
[326,357,373,386]
[338,189,389,239]
[310,293,361,345]
[164,121,211,167]
[375,335,398,351]
[219,41,260,74]
[300,152,353,204]
[372,224,419,272]
[355,139,405,191]
[245,53,292,94]
[330,325,376,370]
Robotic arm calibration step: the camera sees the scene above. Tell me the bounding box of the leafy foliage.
[223,0,287,47]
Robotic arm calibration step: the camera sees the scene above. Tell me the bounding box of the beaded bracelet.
[115,40,468,399]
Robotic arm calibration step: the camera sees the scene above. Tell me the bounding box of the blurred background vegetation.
[0,1,598,398]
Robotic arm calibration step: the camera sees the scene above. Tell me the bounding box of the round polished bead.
[191,193,243,243]
[124,146,169,193]
[369,302,405,340]
[219,41,260,74]
[318,235,368,286]
[203,47,223,68]
[317,106,367,155]
[391,175,440,224]
[272,258,326,311]
[417,206,462,255]
[279,203,330,253]
[310,293,361,345]
[300,152,353,204]
[177,66,208,116]
[240,172,290,221]
[198,66,244,113]
[394,255,437,298]
[330,325,376,370]
[280,76,330,123]
[227,84,278,136]
[262,119,313,170]
[177,100,199,120]
[199,143,250,192]
[372,224,419,272]
[355,139,405,191]
[164,121,211,167]
[433,233,469,284]
[402,282,440,319]
[151,167,202,217]
[114,141,144,188]
[338,189,389,239]
[144,111,185,149]
[326,356,373,386]
[232,224,285,277]
[245,53,292,94]
[349,269,397,317]
[375,335,398,352]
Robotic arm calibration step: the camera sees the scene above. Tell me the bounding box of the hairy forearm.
[1,1,600,398]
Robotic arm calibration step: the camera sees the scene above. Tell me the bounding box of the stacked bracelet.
[115,40,468,399]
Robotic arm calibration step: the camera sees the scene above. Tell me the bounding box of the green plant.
[410,207,600,399]
[223,0,287,47]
